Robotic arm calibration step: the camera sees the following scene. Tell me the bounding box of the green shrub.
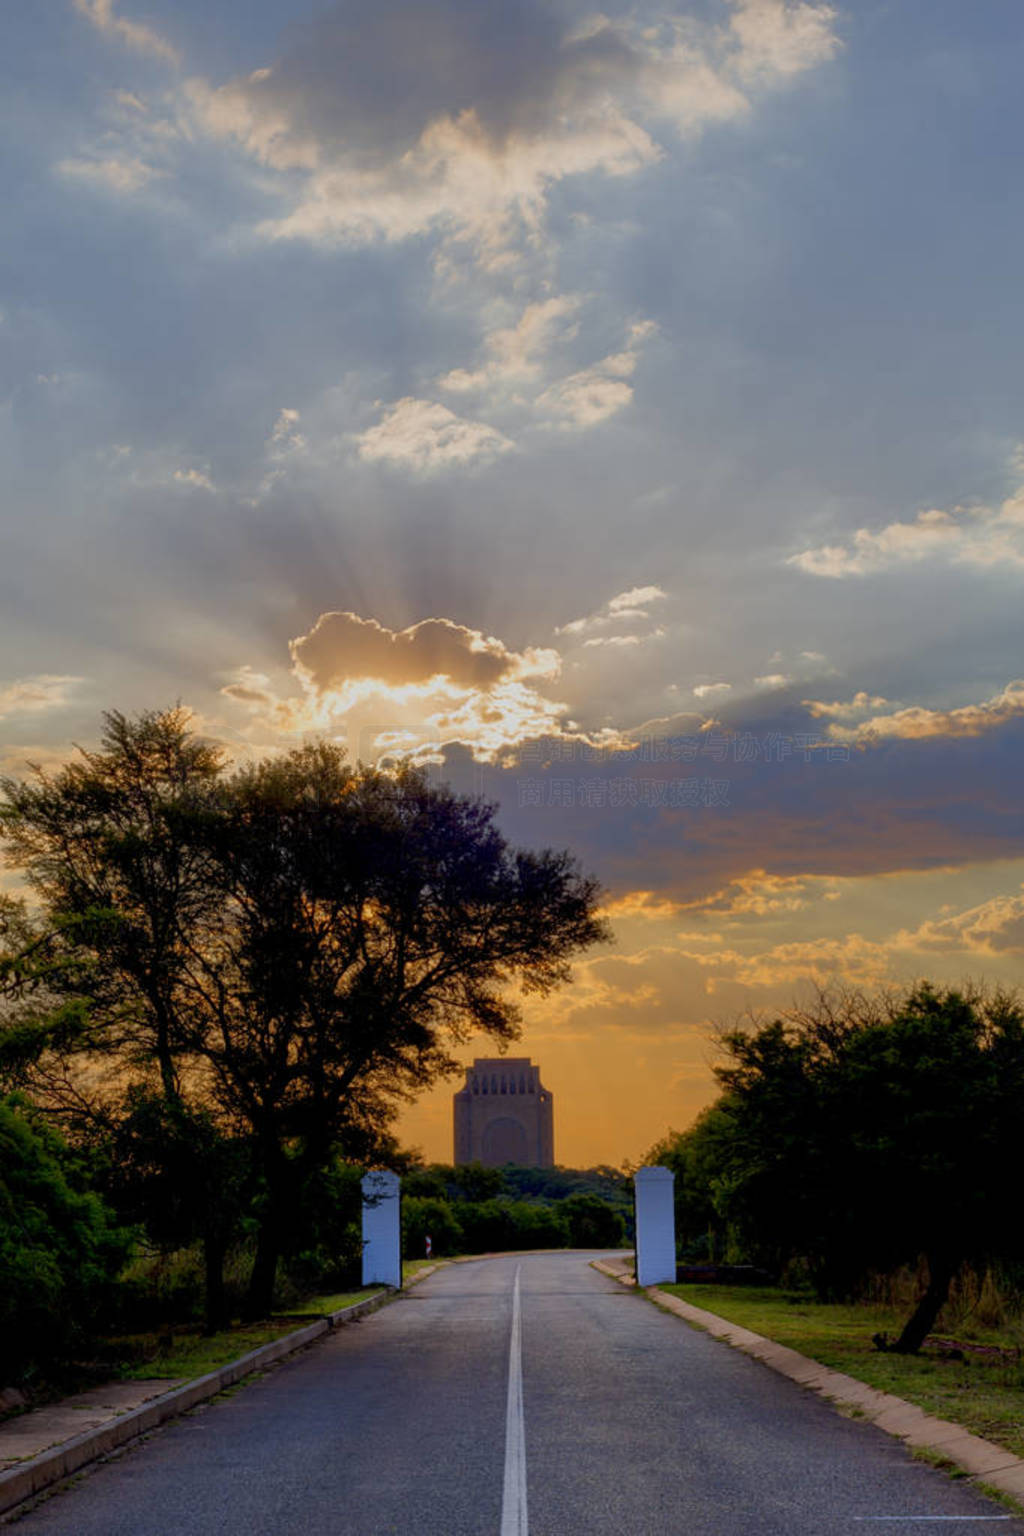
[456,1199,569,1253]
[559,1192,626,1249]
[402,1197,463,1258]
[0,1096,129,1381]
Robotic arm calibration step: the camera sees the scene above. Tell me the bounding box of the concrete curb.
[590,1261,1024,1506]
[0,1290,390,1520]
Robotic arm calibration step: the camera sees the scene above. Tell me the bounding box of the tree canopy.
[653,983,1024,1352]
[0,707,610,1320]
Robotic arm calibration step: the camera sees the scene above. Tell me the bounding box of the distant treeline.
[400,1160,631,1258]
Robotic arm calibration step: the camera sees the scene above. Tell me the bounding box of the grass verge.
[277,1288,379,1316]
[115,1321,303,1381]
[403,1258,444,1281]
[659,1284,1024,1461]
[120,1285,387,1379]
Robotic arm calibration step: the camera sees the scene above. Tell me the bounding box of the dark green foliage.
[501,1162,631,1208]
[455,1198,569,1252]
[0,1096,128,1381]
[397,1161,631,1253]
[399,1161,631,1254]
[402,1196,464,1258]
[646,1102,737,1262]
[656,984,1024,1352]
[558,1191,626,1249]
[448,1162,507,1202]
[277,1159,364,1295]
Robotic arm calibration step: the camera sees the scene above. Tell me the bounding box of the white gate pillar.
[634,1164,676,1286]
[361,1169,402,1288]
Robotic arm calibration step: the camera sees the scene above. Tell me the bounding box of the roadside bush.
[456,1199,568,1253]
[402,1197,463,1259]
[508,1202,569,1250]
[276,1160,364,1299]
[559,1192,626,1249]
[0,1096,129,1382]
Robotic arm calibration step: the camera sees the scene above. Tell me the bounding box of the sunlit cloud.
[291,611,558,696]
[172,467,215,491]
[355,397,514,472]
[681,931,897,990]
[223,610,579,763]
[72,0,181,67]
[176,0,839,266]
[558,585,668,638]
[583,632,662,650]
[535,360,635,430]
[0,676,85,722]
[790,471,1024,577]
[803,690,891,720]
[599,891,688,921]
[678,869,843,916]
[56,154,162,194]
[534,320,656,431]
[824,680,1024,743]
[729,0,840,81]
[269,408,305,453]
[437,295,582,393]
[896,890,1024,956]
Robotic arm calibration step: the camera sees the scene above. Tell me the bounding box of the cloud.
[679,869,842,916]
[790,472,1024,578]
[56,155,162,194]
[355,398,514,471]
[437,295,582,392]
[220,607,660,764]
[558,585,668,638]
[72,0,181,66]
[694,682,732,699]
[435,307,654,440]
[172,467,215,492]
[291,611,556,696]
[803,691,891,720]
[269,408,306,453]
[0,676,84,722]
[478,690,1024,905]
[728,0,840,81]
[534,321,656,430]
[681,931,895,990]
[181,0,839,264]
[535,363,636,430]
[753,672,791,689]
[897,891,1024,956]
[599,891,688,922]
[583,633,654,650]
[825,680,1024,743]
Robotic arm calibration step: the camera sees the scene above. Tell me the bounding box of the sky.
[4,0,1024,1168]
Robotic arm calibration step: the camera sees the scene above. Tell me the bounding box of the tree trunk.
[202,1232,230,1335]
[890,1253,956,1355]
[246,1218,281,1319]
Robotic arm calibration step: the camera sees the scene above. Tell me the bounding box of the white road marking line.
[852,1518,1012,1522]
[500,1265,528,1536]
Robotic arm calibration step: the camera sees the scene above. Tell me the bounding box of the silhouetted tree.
[1,714,610,1321]
[701,983,1024,1351]
[0,710,236,1328]
[189,744,608,1313]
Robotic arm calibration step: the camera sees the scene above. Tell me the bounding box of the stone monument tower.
[453,1057,554,1167]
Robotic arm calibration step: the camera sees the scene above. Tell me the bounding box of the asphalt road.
[11,1253,1023,1535]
